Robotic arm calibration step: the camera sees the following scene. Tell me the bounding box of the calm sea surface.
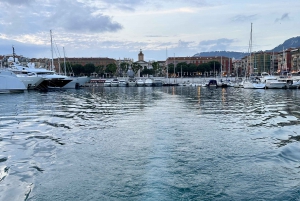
[1,86,300,200]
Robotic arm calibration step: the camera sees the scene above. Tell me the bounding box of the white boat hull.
[17,76,45,90]
[0,71,26,93]
[243,81,265,89]
[265,82,286,89]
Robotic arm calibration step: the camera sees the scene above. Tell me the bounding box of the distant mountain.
[193,51,248,60]
[193,36,300,59]
[268,36,300,52]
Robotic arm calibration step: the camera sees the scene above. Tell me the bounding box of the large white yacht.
[8,60,72,90]
[0,70,26,93]
[7,57,45,90]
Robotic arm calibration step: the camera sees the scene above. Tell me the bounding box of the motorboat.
[260,73,286,89]
[0,70,26,93]
[288,80,300,89]
[136,79,144,87]
[153,79,163,87]
[119,79,128,87]
[111,78,119,87]
[104,79,112,87]
[206,79,218,87]
[127,78,136,87]
[144,78,153,87]
[243,79,266,89]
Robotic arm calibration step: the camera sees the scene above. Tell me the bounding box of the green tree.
[151,62,160,76]
[141,68,154,77]
[95,65,105,77]
[168,63,175,77]
[120,62,129,76]
[132,62,142,74]
[187,63,197,76]
[176,62,188,77]
[71,64,84,76]
[83,63,96,76]
[105,63,117,77]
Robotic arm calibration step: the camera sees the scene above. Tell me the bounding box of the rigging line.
[63,49,75,75]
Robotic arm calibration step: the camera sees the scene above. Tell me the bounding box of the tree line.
[60,60,222,77]
[168,61,222,77]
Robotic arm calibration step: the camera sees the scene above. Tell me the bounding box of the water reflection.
[1,87,300,200]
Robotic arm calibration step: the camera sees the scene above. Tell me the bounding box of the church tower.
[138,49,144,61]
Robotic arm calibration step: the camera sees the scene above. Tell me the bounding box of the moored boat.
[111,78,119,87]
[127,78,136,87]
[0,70,26,93]
[144,78,153,87]
[136,79,144,87]
[104,79,112,87]
[119,79,128,87]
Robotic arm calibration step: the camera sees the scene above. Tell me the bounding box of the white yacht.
[104,79,111,87]
[127,78,136,87]
[0,70,26,93]
[144,78,153,87]
[7,59,45,90]
[111,78,119,87]
[243,79,266,89]
[119,79,128,87]
[136,79,144,87]
[260,73,286,89]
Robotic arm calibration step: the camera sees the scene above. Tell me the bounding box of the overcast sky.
[0,0,299,61]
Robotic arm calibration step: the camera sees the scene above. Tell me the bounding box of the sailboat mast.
[249,23,253,76]
[221,56,222,78]
[174,53,175,81]
[63,47,67,76]
[166,47,168,81]
[50,30,54,71]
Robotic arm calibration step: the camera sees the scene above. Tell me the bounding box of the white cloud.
[0,0,299,61]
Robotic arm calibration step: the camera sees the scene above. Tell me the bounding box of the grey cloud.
[45,0,122,33]
[275,13,290,23]
[0,0,123,34]
[0,0,34,5]
[198,38,235,52]
[99,0,149,11]
[145,35,168,38]
[177,40,192,48]
[231,14,258,22]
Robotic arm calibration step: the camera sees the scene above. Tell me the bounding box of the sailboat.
[243,23,266,89]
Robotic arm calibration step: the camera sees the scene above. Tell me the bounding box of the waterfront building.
[276,48,292,73]
[290,48,300,73]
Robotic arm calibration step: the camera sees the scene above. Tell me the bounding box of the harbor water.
[1,86,300,200]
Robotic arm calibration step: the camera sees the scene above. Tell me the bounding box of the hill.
[268,36,300,52]
[193,36,300,59]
